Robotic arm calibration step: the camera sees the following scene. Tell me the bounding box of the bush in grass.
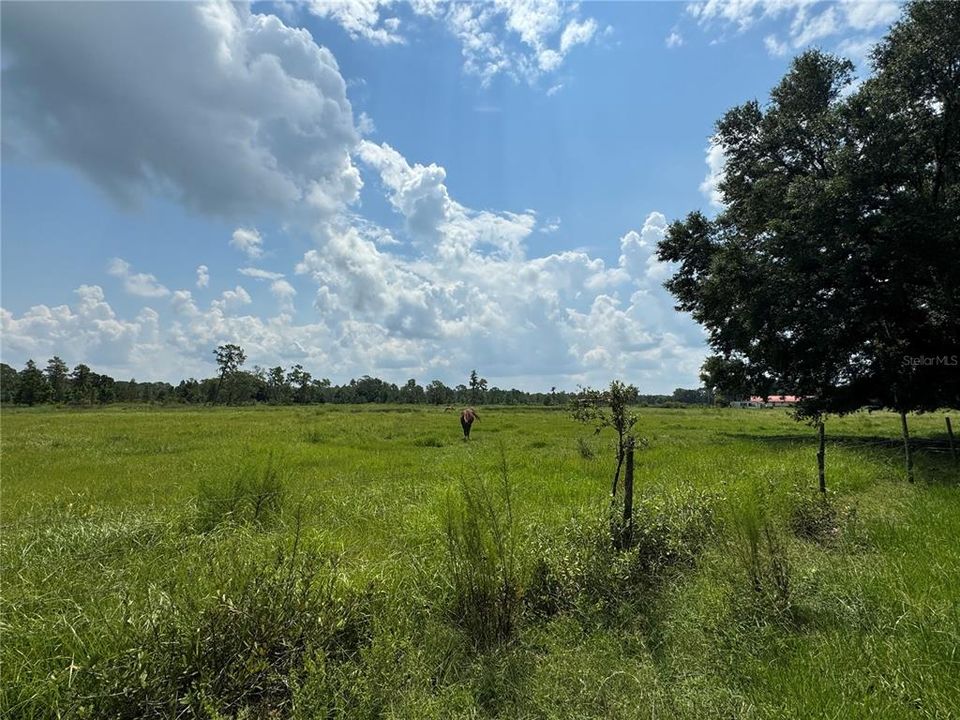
[196,458,286,531]
[525,488,717,618]
[788,488,860,547]
[442,456,523,652]
[77,532,373,719]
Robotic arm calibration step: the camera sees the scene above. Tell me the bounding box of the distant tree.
[213,343,246,403]
[175,378,202,403]
[671,387,712,405]
[114,378,139,403]
[1,363,20,404]
[310,377,332,404]
[352,375,398,403]
[267,366,289,404]
[17,360,50,405]
[399,378,425,404]
[425,379,454,405]
[93,372,116,404]
[69,363,93,404]
[468,370,488,405]
[228,370,265,404]
[200,378,219,403]
[286,364,312,404]
[44,356,69,403]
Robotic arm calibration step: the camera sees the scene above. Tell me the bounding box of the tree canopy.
[657,1,960,419]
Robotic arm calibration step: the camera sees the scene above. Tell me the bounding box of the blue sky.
[1,1,902,391]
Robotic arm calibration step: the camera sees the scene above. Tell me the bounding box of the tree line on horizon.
[0,353,713,408]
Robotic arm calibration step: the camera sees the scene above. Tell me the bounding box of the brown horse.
[460,407,478,440]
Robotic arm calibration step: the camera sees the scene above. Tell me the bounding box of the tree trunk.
[215,371,225,404]
[817,421,826,494]
[946,416,956,462]
[900,411,914,483]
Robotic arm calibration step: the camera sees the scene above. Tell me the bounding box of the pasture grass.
[1,405,958,718]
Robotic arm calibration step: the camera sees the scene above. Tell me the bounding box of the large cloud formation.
[1,1,706,391]
[2,0,362,219]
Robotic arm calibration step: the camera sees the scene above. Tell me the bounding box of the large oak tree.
[658,2,959,482]
[659,2,959,428]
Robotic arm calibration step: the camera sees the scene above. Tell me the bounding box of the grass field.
[2,405,958,719]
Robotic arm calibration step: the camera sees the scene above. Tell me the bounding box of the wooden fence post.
[817,421,826,494]
[900,411,914,483]
[621,440,635,548]
[947,416,956,462]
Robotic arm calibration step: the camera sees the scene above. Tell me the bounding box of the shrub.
[196,458,286,531]
[788,488,859,547]
[525,488,717,618]
[77,531,373,719]
[442,455,522,651]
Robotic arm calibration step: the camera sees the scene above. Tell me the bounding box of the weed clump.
[576,437,596,459]
[196,458,286,531]
[442,456,522,651]
[78,536,372,719]
[413,436,444,448]
[788,488,860,547]
[727,483,793,619]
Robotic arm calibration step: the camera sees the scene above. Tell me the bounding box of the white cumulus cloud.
[309,0,603,86]
[270,279,298,313]
[231,228,264,259]
[107,258,170,298]
[308,0,404,45]
[213,286,253,313]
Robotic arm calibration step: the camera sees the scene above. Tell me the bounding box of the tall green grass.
[195,456,286,531]
[727,479,793,617]
[442,451,522,651]
[2,406,958,718]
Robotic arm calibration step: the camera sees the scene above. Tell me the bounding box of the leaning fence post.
[621,439,635,548]
[947,416,957,462]
[817,421,826,494]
